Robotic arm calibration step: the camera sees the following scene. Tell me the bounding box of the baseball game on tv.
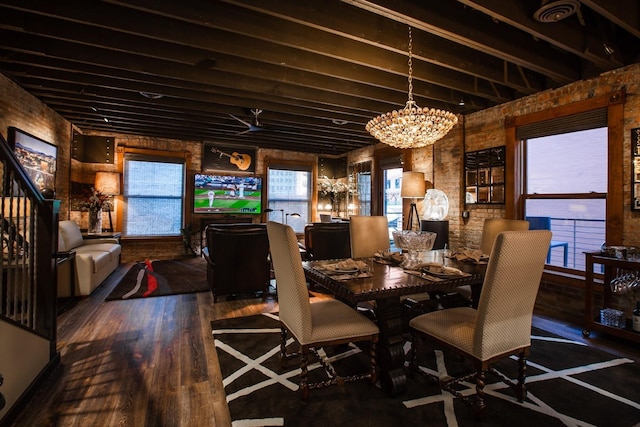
[193,173,262,214]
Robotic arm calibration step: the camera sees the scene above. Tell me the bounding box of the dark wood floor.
[7,264,640,426]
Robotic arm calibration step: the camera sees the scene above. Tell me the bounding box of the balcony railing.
[546,217,605,271]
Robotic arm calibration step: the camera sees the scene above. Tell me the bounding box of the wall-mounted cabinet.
[465,146,505,205]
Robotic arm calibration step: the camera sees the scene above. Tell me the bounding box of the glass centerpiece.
[392,230,437,270]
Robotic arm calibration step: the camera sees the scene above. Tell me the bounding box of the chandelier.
[366,27,458,149]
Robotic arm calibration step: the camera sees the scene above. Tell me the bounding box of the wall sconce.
[401,171,426,231]
[95,171,121,232]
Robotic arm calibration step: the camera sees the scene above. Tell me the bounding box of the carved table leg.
[375,297,408,397]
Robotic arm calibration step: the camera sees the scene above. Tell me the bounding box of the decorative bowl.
[392,230,437,269]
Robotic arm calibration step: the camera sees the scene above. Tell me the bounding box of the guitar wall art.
[202,142,256,173]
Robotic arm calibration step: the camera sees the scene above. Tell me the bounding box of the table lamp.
[95,172,120,232]
[401,171,426,231]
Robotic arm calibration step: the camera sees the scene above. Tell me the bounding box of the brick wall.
[0,73,73,217]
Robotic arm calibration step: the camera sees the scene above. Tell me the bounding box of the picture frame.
[8,127,57,191]
[202,142,256,173]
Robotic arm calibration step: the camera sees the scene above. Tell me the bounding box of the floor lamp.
[401,171,426,231]
[264,208,284,223]
[95,172,121,232]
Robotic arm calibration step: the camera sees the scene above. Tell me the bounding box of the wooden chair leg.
[279,326,288,368]
[300,345,310,401]
[370,337,378,384]
[516,352,527,402]
[474,369,487,419]
[408,333,418,378]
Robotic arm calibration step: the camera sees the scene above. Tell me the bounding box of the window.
[123,155,185,236]
[507,90,625,275]
[267,166,312,233]
[524,128,607,270]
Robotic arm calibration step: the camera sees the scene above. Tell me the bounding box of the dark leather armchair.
[303,222,351,260]
[204,223,270,302]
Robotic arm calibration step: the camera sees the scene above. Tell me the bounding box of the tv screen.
[194,173,262,214]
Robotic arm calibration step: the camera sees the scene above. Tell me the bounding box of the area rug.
[212,313,640,427]
[106,257,209,300]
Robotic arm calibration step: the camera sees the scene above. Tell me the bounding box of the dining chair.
[303,222,351,260]
[266,221,379,401]
[349,215,390,258]
[409,230,552,419]
[479,218,530,255]
[453,218,531,305]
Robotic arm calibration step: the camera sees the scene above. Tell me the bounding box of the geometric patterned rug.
[212,312,640,427]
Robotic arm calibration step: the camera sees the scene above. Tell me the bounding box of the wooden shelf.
[583,252,640,344]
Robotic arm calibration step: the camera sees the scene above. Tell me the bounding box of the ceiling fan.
[229,108,267,135]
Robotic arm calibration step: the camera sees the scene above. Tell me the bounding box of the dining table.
[302,249,487,397]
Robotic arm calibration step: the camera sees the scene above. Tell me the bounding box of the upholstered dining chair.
[349,215,390,258]
[409,230,551,419]
[266,221,379,401]
[455,218,530,305]
[479,218,530,255]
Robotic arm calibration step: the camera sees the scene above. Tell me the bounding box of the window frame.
[265,158,317,231]
[115,146,192,236]
[505,89,625,274]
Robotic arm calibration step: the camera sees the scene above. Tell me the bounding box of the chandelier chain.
[407,26,413,102]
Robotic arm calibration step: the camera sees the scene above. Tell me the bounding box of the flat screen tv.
[194,173,262,214]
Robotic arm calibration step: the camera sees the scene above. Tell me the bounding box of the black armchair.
[204,223,271,302]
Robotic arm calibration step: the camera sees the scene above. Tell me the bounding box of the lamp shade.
[401,171,426,198]
[95,172,121,195]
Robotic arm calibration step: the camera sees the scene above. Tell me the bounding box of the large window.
[123,155,186,236]
[507,91,625,275]
[266,166,312,233]
[524,128,607,270]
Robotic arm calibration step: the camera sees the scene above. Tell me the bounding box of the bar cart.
[583,251,640,343]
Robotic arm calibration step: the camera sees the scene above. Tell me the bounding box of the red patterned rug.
[106,257,209,300]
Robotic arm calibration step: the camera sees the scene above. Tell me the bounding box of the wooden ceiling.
[0,0,638,155]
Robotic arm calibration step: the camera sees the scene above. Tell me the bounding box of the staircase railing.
[0,132,59,355]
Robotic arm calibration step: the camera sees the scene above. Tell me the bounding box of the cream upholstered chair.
[454,218,530,305]
[266,221,379,400]
[349,215,390,258]
[409,230,551,419]
[479,218,530,255]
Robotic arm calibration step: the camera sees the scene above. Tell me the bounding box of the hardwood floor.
[7,264,640,426]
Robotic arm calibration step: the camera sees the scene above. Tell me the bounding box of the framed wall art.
[8,127,57,191]
[202,142,256,173]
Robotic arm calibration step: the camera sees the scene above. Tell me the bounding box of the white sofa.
[58,220,121,296]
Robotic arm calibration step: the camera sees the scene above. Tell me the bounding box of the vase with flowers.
[82,187,109,234]
[318,176,350,216]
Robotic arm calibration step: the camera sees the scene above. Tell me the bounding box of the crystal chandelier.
[366,27,458,149]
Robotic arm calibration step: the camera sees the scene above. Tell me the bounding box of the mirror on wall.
[464,146,505,205]
[347,161,372,216]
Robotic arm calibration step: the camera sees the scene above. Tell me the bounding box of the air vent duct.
[533,0,580,23]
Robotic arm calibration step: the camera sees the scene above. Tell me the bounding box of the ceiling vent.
[533,0,580,23]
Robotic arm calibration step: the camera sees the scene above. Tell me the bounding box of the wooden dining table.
[302,250,486,397]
